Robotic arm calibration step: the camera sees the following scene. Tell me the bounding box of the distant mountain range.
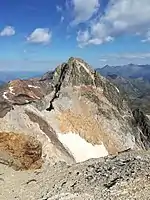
[98,64,150,80]
[97,64,150,114]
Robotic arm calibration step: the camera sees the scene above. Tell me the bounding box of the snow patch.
[3,92,9,100]
[146,115,150,120]
[9,86,15,95]
[28,85,40,89]
[115,86,120,93]
[30,94,41,99]
[57,132,108,162]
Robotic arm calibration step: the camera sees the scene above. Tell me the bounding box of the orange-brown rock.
[0,132,42,170]
[1,78,53,106]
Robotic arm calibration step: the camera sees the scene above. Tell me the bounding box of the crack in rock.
[46,63,69,112]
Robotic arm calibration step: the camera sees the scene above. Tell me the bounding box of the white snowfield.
[3,86,15,100]
[115,86,120,93]
[28,85,40,89]
[57,132,108,162]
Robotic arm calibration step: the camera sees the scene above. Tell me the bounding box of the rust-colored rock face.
[0,132,42,170]
[1,78,53,105]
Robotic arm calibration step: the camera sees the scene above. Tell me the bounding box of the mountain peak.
[52,57,96,87]
[0,57,150,199]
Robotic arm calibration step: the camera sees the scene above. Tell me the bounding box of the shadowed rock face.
[40,71,54,81]
[133,109,150,149]
[0,101,13,118]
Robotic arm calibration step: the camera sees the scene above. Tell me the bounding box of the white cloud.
[71,0,100,25]
[142,29,150,42]
[65,0,72,10]
[99,59,107,62]
[77,0,150,46]
[60,16,65,23]
[0,26,15,36]
[100,52,150,60]
[98,52,150,66]
[77,30,90,47]
[56,5,64,23]
[66,35,71,40]
[56,5,62,12]
[110,53,150,59]
[27,28,52,44]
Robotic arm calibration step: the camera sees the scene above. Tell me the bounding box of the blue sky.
[0,0,150,71]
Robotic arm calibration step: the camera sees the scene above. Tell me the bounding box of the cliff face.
[132,109,150,149]
[105,74,150,114]
[0,132,42,170]
[44,57,145,160]
[0,57,148,165]
[0,78,53,105]
[1,57,150,199]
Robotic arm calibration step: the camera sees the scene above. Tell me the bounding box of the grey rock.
[0,57,150,199]
[0,150,150,199]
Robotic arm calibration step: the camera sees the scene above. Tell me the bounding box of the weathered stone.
[0,150,150,199]
[0,57,150,199]
[0,132,42,170]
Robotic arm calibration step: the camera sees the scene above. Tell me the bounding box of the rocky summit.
[0,57,150,199]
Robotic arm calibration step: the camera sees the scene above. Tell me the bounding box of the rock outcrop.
[0,105,75,165]
[0,57,148,164]
[0,132,42,170]
[1,78,53,106]
[44,57,145,160]
[1,150,150,199]
[133,109,150,149]
[0,57,150,199]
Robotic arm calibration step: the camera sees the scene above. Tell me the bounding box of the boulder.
[0,132,42,170]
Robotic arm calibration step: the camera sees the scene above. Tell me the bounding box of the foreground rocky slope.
[1,150,150,200]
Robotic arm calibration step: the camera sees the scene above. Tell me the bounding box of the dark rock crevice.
[132,108,150,149]
[46,63,69,111]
